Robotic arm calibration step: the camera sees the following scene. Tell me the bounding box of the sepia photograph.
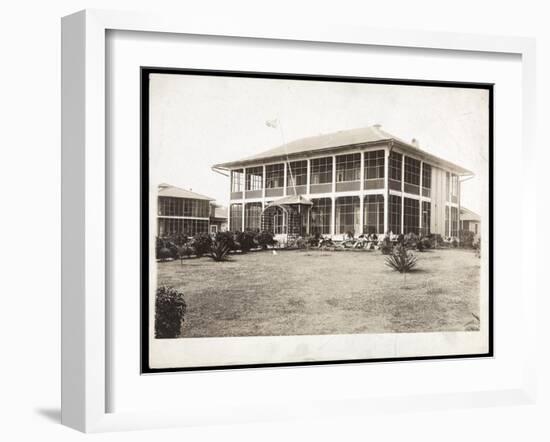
[143,69,492,371]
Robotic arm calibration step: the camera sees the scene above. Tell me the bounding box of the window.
[445,205,450,237]
[183,199,209,217]
[230,203,243,231]
[422,201,431,235]
[422,164,432,189]
[450,174,459,202]
[231,169,244,193]
[451,206,459,237]
[310,157,333,184]
[364,194,384,234]
[265,163,284,188]
[310,198,332,235]
[157,218,209,236]
[335,196,360,235]
[445,172,450,201]
[245,167,263,191]
[244,202,262,231]
[272,207,286,235]
[403,198,419,235]
[389,151,402,183]
[158,197,209,218]
[364,150,385,180]
[287,160,307,186]
[474,223,478,234]
[336,153,361,182]
[404,157,420,186]
[389,195,402,234]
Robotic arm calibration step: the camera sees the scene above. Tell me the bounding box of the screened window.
[287,160,307,186]
[364,194,384,234]
[310,198,332,235]
[335,196,360,235]
[389,151,402,183]
[245,167,263,191]
[310,157,333,184]
[183,199,210,218]
[422,164,432,189]
[158,197,209,218]
[445,205,450,237]
[450,174,459,201]
[244,202,262,232]
[157,218,209,237]
[265,163,285,188]
[422,201,431,235]
[451,206,459,237]
[158,196,181,216]
[364,150,385,180]
[404,157,420,186]
[403,198,419,235]
[389,195,402,234]
[336,153,361,182]
[230,203,243,231]
[231,169,244,192]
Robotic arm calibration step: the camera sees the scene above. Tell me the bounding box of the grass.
[157,248,481,338]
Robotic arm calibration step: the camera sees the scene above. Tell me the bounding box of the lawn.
[157,248,481,337]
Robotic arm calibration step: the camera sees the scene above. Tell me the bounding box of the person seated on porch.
[373,233,384,250]
[340,231,356,248]
[318,235,331,248]
[352,234,367,249]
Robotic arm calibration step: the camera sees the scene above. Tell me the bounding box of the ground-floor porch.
[229,192,460,239]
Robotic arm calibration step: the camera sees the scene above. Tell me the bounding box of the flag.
[265,118,279,129]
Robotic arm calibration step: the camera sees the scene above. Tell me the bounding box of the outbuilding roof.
[212,125,473,175]
[158,183,214,201]
[460,207,481,222]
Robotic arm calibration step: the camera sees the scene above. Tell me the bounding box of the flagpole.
[266,118,297,196]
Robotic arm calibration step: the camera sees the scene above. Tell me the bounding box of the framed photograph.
[61,9,537,433]
[142,68,493,372]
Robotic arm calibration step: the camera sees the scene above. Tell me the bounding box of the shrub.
[254,230,276,249]
[156,236,179,260]
[235,231,256,252]
[191,233,212,257]
[403,232,419,249]
[215,231,236,250]
[459,230,475,248]
[158,247,172,261]
[155,286,187,338]
[431,234,444,248]
[451,238,459,248]
[385,244,418,273]
[420,236,433,249]
[177,244,195,261]
[209,240,232,262]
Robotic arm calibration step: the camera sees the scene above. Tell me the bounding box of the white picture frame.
[61,9,537,433]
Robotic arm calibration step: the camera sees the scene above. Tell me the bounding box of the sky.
[149,73,489,215]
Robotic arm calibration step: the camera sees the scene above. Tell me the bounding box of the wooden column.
[359,151,365,235]
[383,147,389,233]
[419,161,423,234]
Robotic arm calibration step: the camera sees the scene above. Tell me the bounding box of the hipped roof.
[158,183,214,201]
[213,125,473,175]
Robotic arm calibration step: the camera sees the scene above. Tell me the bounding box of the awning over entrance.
[265,194,313,208]
[262,195,312,236]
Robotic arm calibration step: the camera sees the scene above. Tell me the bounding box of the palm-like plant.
[209,240,232,262]
[385,244,418,273]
